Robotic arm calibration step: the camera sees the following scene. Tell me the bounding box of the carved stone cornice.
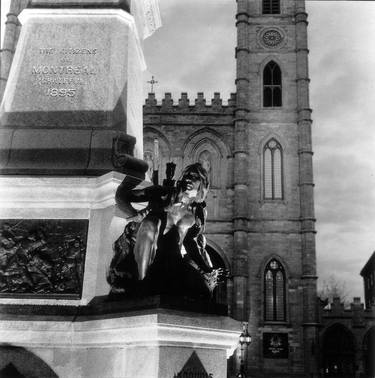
[132,0,162,39]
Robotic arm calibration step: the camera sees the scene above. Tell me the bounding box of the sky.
[1,1,375,301]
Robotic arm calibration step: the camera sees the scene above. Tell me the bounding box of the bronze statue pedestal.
[0,299,240,378]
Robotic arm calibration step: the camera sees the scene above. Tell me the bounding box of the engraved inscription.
[45,88,77,97]
[39,48,55,55]
[32,47,99,99]
[39,48,97,55]
[32,66,96,75]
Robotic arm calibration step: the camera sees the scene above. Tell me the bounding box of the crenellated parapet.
[320,297,375,328]
[144,92,236,114]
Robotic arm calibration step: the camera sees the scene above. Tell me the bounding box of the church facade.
[144,1,319,376]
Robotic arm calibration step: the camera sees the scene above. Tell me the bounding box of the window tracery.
[263,0,280,15]
[263,139,283,200]
[264,259,286,321]
[263,61,282,107]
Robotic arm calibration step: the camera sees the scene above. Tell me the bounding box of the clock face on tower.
[262,29,283,47]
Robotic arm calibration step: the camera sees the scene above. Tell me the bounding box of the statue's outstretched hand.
[203,268,230,291]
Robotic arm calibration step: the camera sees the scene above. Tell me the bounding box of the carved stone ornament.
[255,27,286,50]
[0,219,88,297]
[131,0,162,39]
[143,0,162,38]
[262,29,283,47]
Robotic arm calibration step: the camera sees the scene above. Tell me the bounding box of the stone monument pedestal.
[0,302,240,378]
[0,171,241,376]
[0,172,241,377]
[0,0,161,175]
[0,0,159,303]
[0,172,148,305]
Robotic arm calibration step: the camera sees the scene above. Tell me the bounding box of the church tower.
[234,0,319,376]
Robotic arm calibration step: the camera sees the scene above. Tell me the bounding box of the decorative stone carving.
[262,30,283,47]
[0,219,88,297]
[258,27,286,49]
[142,0,162,38]
[131,0,162,39]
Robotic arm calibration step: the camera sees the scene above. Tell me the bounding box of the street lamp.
[237,322,252,378]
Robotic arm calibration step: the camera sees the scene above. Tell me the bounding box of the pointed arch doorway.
[322,324,356,378]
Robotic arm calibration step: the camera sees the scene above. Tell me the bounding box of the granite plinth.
[0,307,240,378]
[1,8,144,127]
[27,0,163,40]
[0,8,146,172]
[0,128,148,177]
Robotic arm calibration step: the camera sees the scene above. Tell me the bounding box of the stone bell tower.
[234,0,319,376]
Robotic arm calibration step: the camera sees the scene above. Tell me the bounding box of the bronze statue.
[108,162,226,299]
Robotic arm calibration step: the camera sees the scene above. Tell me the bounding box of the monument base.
[0,170,240,377]
[0,171,146,305]
[0,302,240,378]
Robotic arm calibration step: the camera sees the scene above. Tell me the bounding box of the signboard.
[263,333,289,359]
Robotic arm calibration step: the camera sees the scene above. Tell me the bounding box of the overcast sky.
[1,1,375,301]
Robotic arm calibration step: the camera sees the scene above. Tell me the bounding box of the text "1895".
[46,88,77,97]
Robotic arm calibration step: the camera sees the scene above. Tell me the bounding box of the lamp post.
[237,322,252,378]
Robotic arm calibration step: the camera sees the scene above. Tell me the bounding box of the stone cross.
[147,76,158,93]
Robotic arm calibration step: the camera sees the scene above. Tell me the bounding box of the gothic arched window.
[263,61,282,107]
[263,0,280,14]
[263,139,283,200]
[264,259,286,321]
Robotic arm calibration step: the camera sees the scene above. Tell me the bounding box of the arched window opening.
[0,346,58,378]
[0,364,24,378]
[263,61,282,107]
[322,324,355,377]
[263,0,280,15]
[263,139,283,200]
[264,259,286,321]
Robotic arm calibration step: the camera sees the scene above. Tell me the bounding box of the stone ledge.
[0,295,228,320]
[0,305,239,354]
[0,302,239,378]
[0,171,125,211]
[29,0,130,11]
